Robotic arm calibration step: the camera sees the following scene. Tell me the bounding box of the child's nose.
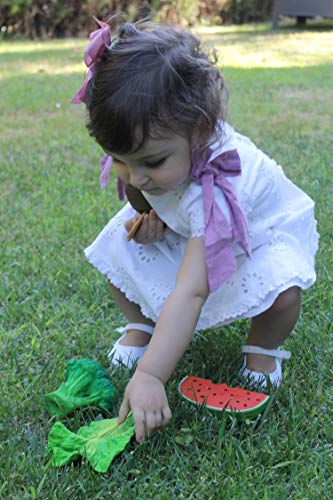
[129,167,149,189]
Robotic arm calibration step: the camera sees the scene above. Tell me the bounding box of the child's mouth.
[143,187,164,194]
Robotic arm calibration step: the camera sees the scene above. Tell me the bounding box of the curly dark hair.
[86,18,228,155]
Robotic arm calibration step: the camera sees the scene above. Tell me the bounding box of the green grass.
[1,21,333,498]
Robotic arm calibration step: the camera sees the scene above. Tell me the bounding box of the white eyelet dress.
[84,124,319,330]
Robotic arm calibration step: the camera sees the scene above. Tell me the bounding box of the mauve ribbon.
[71,18,126,196]
[100,154,126,200]
[71,17,111,104]
[191,147,251,292]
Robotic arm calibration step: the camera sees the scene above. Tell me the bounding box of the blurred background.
[0,1,277,38]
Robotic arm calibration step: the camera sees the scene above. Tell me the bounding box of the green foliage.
[0,0,135,38]
[177,0,200,25]
[221,0,274,24]
[6,0,32,16]
[0,0,274,38]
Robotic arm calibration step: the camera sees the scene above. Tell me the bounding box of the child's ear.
[189,126,202,147]
[190,126,210,149]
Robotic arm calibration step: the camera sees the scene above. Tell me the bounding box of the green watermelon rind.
[178,376,270,419]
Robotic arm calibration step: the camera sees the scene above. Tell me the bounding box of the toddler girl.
[72,17,318,442]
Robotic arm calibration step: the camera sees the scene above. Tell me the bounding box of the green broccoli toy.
[44,359,116,417]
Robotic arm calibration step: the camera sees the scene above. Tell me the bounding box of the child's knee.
[271,286,301,315]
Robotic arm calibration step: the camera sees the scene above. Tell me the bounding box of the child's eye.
[145,157,167,168]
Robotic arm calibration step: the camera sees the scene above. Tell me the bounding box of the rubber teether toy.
[179,376,270,419]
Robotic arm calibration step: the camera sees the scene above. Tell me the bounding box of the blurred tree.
[0,0,274,38]
[220,0,274,23]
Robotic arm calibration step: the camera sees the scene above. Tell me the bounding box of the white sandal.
[108,323,154,369]
[241,345,291,387]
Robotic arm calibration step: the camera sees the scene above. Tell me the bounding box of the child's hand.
[125,209,167,244]
[118,370,172,443]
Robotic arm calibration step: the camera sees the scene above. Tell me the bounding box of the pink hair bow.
[191,147,251,292]
[71,17,127,196]
[100,155,126,198]
[71,17,111,104]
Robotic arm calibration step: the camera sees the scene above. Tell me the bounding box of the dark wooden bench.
[273,0,333,28]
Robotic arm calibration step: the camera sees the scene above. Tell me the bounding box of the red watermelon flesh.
[179,376,270,418]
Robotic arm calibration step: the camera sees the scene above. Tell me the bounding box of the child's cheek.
[114,163,129,182]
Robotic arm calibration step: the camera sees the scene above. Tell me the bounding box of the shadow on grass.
[275,23,333,33]
[198,19,333,35]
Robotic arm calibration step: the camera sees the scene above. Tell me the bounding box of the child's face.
[108,132,191,195]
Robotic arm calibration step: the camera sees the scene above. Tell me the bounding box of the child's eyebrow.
[141,152,169,161]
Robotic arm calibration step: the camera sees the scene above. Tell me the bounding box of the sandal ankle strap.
[116,323,154,336]
[242,345,291,360]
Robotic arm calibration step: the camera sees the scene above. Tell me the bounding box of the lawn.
[1,20,333,498]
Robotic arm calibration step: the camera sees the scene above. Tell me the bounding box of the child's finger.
[124,214,141,233]
[126,212,146,241]
[132,214,149,242]
[124,218,135,232]
[145,411,163,434]
[141,407,171,439]
[132,409,147,443]
[147,210,166,242]
[117,396,130,425]
[147,210,158,239]
[161,406,172,426]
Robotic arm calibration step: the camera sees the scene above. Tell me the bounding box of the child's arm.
[118,236,209,442]
[138,235,209,381]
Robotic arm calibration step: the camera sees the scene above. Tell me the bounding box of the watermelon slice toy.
[179,376,270,419]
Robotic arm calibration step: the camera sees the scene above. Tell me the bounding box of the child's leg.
[246,286,301,373]
[108,281,155,347]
